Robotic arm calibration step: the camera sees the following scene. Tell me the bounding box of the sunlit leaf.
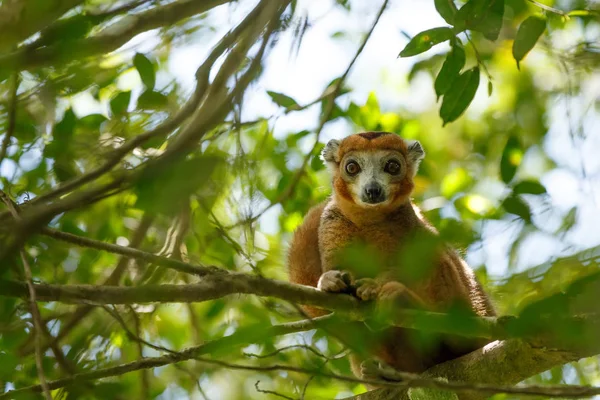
[440,167,472,198]
[512,16,546,69]
[399,27,455,58]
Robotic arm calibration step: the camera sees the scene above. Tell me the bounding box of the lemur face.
[321,132,424,209]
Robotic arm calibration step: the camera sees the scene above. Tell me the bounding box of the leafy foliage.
[0,0,598,399]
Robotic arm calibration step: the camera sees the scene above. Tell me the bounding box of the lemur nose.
[364,182,383,202]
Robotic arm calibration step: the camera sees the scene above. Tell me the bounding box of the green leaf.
[454,0,505,41]
[399,27,455,58]
[0,352,18,380]
[45,109,77,158]
[487,80,493,96]
[434,42,466,98]
[109,91,131,116]
[500,135,522,184]
[79,114,107,131]
[133,53,156,90]
[439,67,480,125]
[434,0,458,25]
[502,195,531,223]
[512,180,546,195]
[512,16,546,69]
[134,156,223,215]
[267,91,299,109]
[138,90,169,110]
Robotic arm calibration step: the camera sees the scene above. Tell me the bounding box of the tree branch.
[0,0,231,69]
[0,0,84,50]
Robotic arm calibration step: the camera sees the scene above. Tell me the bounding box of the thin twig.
[255,381,296,400]
[526,0,568,16]
[20,251,52,400]
[245,344,348,361]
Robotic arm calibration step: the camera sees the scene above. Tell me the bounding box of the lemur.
[288,132,495,380]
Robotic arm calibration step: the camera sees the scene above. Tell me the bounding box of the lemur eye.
[345,161,360,175]
[384,160,401,175]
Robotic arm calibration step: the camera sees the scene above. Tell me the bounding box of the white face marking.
[340,150,407,207]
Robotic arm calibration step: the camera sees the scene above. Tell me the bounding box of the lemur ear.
[406,140,425,171]
[320,139,341,164]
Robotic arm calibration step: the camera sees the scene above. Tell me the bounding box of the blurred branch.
[0,0,231,70]
[0,72,18,166]
[0,0,84,50]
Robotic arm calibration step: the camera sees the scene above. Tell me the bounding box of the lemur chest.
[354,221,412,254]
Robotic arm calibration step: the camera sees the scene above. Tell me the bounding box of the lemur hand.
[317,270,353,293]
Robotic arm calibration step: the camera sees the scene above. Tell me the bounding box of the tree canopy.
[0,0,599,399]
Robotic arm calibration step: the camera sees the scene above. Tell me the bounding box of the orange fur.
[287,132,495,378]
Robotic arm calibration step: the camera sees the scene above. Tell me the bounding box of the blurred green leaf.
[110,91,132,116]
[134,155,223,215]
[513,16,546,69]
[434,0,458,25]
[0,352,18,380]
[512,180,546,195]
[439,67,480,125]
[502,195,531,222]
[138,90,169,110]
[134,53,156,90]
[79,114,108,130]
[434,41,466,98]
[267,91,299,109]
[454,0,505,41]
[500,135,522,184]
[399,27,455,57]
